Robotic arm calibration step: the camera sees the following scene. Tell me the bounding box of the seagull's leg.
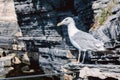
[82,51,86,63]
[77,50,81,63]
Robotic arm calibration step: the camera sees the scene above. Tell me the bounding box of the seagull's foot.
[77,61,79,63]
[77,59,80,63]
[77,60,83,64]
[76,61,83,64]
[73,61,81,64]
[81,59,84,64]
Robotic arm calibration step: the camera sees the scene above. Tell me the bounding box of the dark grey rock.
[39,48,69,73]
[14,0,120,75]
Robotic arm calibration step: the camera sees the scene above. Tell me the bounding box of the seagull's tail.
[99,46,106,51]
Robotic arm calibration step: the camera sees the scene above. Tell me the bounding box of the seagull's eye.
[65,19,68,21]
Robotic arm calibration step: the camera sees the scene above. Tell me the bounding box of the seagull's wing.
[71,31,105,51]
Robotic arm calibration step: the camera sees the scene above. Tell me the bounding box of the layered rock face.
[0,0,22,37]
[90,0,120,49]
[0,0,22,77]
[0,0,23,50]
[0,0,119,79]
[13,0,120,76]
[14,0,86,74]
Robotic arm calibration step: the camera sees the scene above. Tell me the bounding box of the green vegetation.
[99,0,118,25]
[90,0,119,31]
[99,9,109,25]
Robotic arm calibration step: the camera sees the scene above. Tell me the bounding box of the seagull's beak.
[57,22,62,26]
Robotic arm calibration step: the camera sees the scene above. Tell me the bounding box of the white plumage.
[57,17,105,63]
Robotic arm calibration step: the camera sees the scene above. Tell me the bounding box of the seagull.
[57,17,105,63]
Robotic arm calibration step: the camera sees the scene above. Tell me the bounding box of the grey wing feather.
[71,31,104,50]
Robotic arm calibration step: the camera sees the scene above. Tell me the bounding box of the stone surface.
[0,0,114,79]
[0,0,22,37]
[13,0,77,74]
[63,63,120,80]
[12,0,120,76]
[112,4,120,14]
[90,0,120,49]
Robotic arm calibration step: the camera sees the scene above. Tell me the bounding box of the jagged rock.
[0,53,16,67]
[13,0,120,79]
[91,15,120,44]
[79,67,106,79]
[12,57,21,64]
[21,66,35,74]
[12,41,26,50]
[39,48,70,73]
[90,0,120,49]
[79,67,120,80]
[63,63,120,80]
[112,4,120,14]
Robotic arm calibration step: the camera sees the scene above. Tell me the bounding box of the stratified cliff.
[13,0,120,73]
[90,0,120,49]
[14,0,94,74]
[0,0,120,80]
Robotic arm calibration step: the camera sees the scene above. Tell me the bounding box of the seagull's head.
[57,17,74,26]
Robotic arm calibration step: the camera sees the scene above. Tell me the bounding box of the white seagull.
[57,17,105,63]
